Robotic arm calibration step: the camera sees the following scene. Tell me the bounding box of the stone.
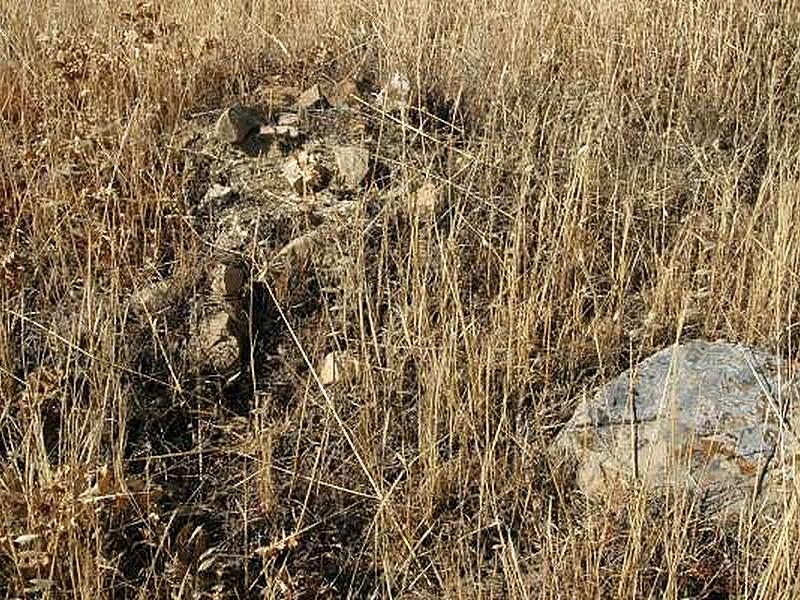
[201,184,234,209]
[214,105,262,144]
[282,151,331,194]
[333,145,370,189]
[377,72,411,114]
[277,112,299,126]
[553,340,800,514]
[258,123,301,140]
[190,310,241,373]
[295,84,329,111]
[273,232,318,269]
[317,351,358,386]
[408,182,440,218]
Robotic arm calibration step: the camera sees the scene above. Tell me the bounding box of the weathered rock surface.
[277,112,299,127]
[408,181,440,219]
[317,351,358,386]
[295,84,328,111]
[282,150,331,194]
[272,232,318,270]
[258,123,302,141]
[214,105,263,144]
[554,340,799,514]
[333,145,370,189]
[196,184,236,215]
[377,72,411,114]
[189,310,241,374]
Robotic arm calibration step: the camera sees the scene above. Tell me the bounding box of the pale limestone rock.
[190,311,240,373]
[273,232,318,269]
[408,182,440,218]
[277,112,299,126]
[282,150,331,194]
[295,84,329,111]
[317,351,358,386]
[258,123,301,140]
[198,184,235,214]
[333,145,370,188]
[377,72,411,114]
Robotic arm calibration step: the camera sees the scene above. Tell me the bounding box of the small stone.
[333,145,370,189]
[317,351,358,386]
[191,311,240,373]
[203,184,234,205]
[282,151,331,194]
[209,263,228,299]
[277,112,300,126]
[214,105,262,144]
[195,184,236,216]
[408,182,440,218]
[282,156,306,193]
[259,124,301,140]
[273,232,318,269]
[295,84,329,111]
[377,72,411,114]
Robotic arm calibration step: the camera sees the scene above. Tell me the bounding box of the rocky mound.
[2,75,455,597]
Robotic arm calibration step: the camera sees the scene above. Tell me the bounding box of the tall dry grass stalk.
[2,0,800,597]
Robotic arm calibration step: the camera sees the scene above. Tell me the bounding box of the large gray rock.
[554,340,799,514]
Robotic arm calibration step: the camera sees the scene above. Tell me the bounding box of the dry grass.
[2,0,800,597]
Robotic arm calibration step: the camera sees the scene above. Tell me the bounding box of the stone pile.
[130,75,432,385]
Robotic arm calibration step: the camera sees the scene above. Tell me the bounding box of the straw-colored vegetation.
[2,0,800,597]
